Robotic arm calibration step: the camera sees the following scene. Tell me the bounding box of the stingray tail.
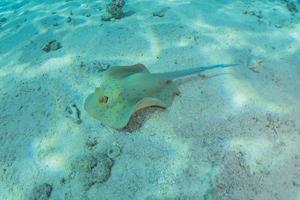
[162,64,238,79]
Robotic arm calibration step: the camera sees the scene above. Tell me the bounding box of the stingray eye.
[99,96,109,104]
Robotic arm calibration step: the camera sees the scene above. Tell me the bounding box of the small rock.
[72,153,114,189]
[90,160,112,183]
[293,181,300,187]
[42,40,62,53]
[0,17,7,23]
[86,137,98,148]
[248,58,264,73]
[115,0,125,7]
[153,7,170,17]
[78,59,110,74]
[101,14,112,21]
[287,2,298,13]
[107,144,121,159]
[66,16,72,23]
[60,177,66,185]
[106,0,125,19]
[92,155,113,183]
[65,104,82,124]
[243,9,263,21]
[31,183,53,200]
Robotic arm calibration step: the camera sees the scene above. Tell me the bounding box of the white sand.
[0,0,300,199]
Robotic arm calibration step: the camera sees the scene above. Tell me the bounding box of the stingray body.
[84,63,236,129]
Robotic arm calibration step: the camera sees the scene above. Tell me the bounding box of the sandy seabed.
[0,0,300,199]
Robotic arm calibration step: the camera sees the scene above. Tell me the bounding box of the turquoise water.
[0,0,300,200]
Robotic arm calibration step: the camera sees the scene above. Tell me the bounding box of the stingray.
[84,63,237,129]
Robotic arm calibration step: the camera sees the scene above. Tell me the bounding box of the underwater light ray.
[222,74,291,114]
[30,136,64,172]
[134,16,161,61]
[23,55,73,79]
[228,137,273,174]
[29,120,85,172]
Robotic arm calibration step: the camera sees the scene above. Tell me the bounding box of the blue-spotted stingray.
[84,63,237,129]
